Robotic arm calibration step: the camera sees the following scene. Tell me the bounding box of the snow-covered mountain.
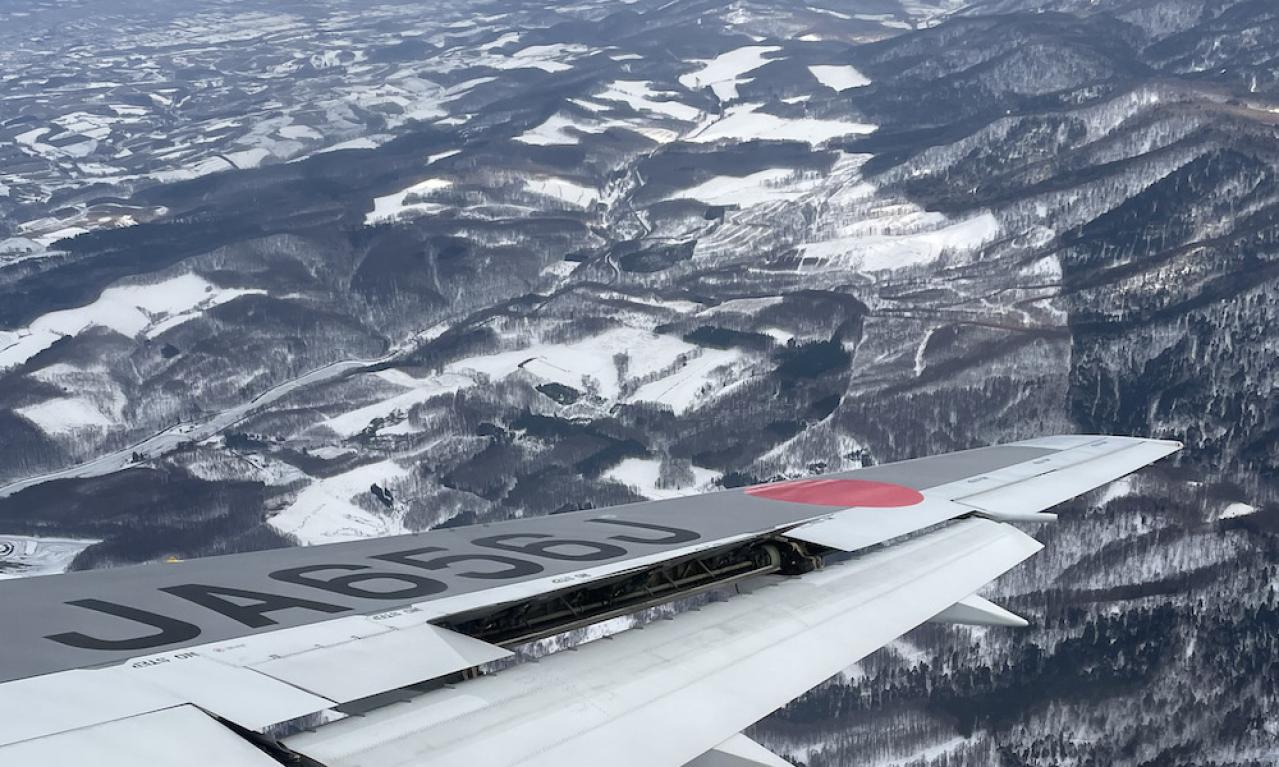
[2,0,1277,764]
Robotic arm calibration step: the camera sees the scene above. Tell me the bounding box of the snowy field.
[515,109,682,147]
[628,347,744,414]
[446,327,687,399]
[698,297,785,317]
[483,43,595,73]
[798,212,1000,271]
[279,322,748,543]
[1216,501,1258,521]
[523,176,601,208]
[592,80,700,121]
[667,168,823,207]
[603,457,720,500]
[808,64,870,91]
[322,371,472,437]
[317,327,747,440]
[0,273,262,371]
[515,113,600,146]
[366,178,453,224]
[15,392,120,436]
[679,45,781,101]
[690,103,875,144]
[269,459,412,544]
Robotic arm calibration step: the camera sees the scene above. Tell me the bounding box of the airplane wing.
[0,434,1180,766]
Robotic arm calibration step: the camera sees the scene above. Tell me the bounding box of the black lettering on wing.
[270,564,446,599]
[160,584,349,629]
[587,518,700,545]
[472,533,626,562]
[45,599,202,652]
[372,546,544,580]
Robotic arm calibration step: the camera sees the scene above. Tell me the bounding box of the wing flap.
[284,518,1041,767]
[0,705,280,766]
[0,611,510,746]
[249,619,510,703]
[0,656,336,746]
[0,668,181,747]
[103,655,334,731]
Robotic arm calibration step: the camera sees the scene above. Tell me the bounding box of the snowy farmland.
[798,212,1001,271]
[679,45,782,101]
[446,326,720,401]
[0,274,262,371]
[667,168,824,207]
[593,81,701,121]
[269,458,413,544]
[603,457,720,500]
[515,108,683,147]
[690,103,876,144]
[523,176,602,208]
[366,178,454,224]
[316,326,751,441]
[15,395,119,437]
[321,371,473,437]
[808,64,870,91]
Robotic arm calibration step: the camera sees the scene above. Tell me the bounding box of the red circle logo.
[745,478,924,508]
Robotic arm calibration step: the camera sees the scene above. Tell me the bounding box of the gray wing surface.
[0,434,1180,766]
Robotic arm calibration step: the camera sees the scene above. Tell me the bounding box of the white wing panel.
[0,609,509,748]
[0,668,177,746]
[108,654,335,731]
[251,621,510,703]
[286,518,1041,767]
[0,706,280,767]
[0,656,335,746]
